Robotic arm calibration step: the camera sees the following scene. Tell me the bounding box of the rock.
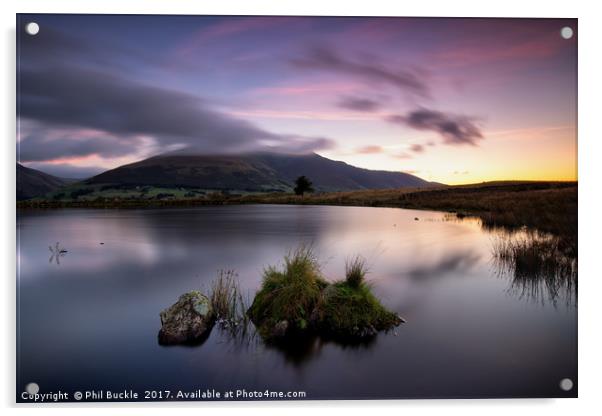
[158,291,215,345]
[271,320,289,338]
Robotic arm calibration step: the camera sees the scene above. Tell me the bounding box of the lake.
[16,205,577,400]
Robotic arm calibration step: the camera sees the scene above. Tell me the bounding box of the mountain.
[17,163,69,200]
[86,152,435,192]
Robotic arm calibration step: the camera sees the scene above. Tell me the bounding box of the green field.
[31,182,290,203]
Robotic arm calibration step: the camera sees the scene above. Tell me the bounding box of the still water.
[17,205,577,400]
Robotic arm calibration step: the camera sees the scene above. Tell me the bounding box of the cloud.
[337,96,381,112]
[428,20,574,69]
[17,25,337,166]
[410,144,425,153]
[291,45,485,150]
[251,81,357,97]
[18,65,335,162]
[175,17,305,57]
[292,46,429,98]
[355,145,383,154]
[393,152,413,160]
[386,108,483,146]
[18,124,144,163]
[260,135,335,154]
[19,25,154,73]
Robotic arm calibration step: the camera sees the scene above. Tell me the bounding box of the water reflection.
[48,242,67,265]
[17,206,577,399]
[407,250,481,280]
[264,333,377,367]
[490,230,577,307]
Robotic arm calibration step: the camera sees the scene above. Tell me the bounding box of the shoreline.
[16,181,577,252]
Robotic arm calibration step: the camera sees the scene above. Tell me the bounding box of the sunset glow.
[17,15,577,183]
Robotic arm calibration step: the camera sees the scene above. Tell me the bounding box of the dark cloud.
[355,145,383,154]
[19,25,156,73]
[17,26,336,165]
[292,46,429,98]
[386,108,483,146]
[18,125,143,162]
[292,46,485,149]
[259,134,336,154]
[337,96,381,112]
[18,65,335,160]
[19,26,89,65]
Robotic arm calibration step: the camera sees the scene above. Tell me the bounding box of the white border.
[3,1,601,415]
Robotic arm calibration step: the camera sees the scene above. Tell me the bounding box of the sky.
[16,15,577,184]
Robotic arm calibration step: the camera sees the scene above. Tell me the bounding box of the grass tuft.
[249,245,401,340]
[313,281,401,339]
[248,245,327,337]
[345,255,369,288]
[210,270,251,336]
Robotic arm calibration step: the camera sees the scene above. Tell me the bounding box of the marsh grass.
[313,281,401,339]
[248,245,327,336]
[248,245,402,340]
[345,255,369,288]
[491,232,577,306]
[210,270,253,339]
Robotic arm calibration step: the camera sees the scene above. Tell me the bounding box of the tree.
[294,176,314,197]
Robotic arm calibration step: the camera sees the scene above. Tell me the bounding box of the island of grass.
[248,247,403,341]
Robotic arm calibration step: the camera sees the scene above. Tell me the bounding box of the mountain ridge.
[17,163,70,200]
[86,152,436,192]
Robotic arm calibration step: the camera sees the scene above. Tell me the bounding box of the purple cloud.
[292,46,429,98]
[387,108,483,146]
[18,65,335,162]
[337,96,381,112]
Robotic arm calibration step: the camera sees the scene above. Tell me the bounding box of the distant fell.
[17,163,70,200]
[86,152,435,192]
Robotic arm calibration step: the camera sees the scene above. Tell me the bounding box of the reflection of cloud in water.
[380,250,483,317]
[17,206,577,398]
[407,251,482,280]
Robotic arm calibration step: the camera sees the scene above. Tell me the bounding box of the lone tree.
[294,175,314,197]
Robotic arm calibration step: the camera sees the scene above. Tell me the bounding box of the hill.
[86,152,433,192]
[16,163,69,200]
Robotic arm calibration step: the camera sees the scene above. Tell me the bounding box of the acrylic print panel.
[16,14,577,402]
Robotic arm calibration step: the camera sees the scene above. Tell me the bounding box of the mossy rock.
[158,291,215,345]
